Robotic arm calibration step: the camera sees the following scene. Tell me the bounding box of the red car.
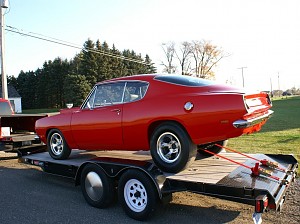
[35,74,273,172]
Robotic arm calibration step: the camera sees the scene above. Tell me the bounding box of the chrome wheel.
[50,133,64,156]
[85,171,104,201]
[156,132,181,163]
[124,179,147,213]
[47,129,71,160]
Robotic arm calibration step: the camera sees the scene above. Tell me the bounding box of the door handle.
[111,109,121,115]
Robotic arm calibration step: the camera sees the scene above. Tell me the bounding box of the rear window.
[154,75,214,87]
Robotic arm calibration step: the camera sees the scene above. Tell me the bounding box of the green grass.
[22,108,60,114]
[228,96,300,173]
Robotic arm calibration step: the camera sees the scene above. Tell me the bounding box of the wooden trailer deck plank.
[165,153,248,184]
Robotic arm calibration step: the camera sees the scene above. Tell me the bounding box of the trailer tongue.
[20,149,297,223]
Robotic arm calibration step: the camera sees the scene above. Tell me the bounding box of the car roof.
[97,74,216,88]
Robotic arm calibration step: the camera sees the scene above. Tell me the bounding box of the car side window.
[93,82,125,107]
[123,81,149,103]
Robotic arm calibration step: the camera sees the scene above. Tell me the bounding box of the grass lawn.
[22,108,60,114]
[228,96,300,173]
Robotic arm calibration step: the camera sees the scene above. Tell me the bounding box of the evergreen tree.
[35,66,50,108]
[79,39,98,86]
[95,40,111,81]
[7,75,19,89]
[17,70,38,109]
[110,44,123,78]
[144,54,157,73]
[13,38,157,109]
[63,74,91,107]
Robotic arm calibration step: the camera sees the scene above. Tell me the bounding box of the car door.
[70,82,125,150]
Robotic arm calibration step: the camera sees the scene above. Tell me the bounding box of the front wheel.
[47,129,71,160]
[118,169,158,221]
[150,123,197,173]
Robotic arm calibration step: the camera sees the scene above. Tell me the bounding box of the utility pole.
[238,66,247,88]
[277,72,280,97]
[0,0,8,99]
[270,77,273,98]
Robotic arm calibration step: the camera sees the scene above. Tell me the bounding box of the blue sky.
[4,0,300,91]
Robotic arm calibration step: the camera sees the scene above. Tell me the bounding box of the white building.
[1,85,22,113]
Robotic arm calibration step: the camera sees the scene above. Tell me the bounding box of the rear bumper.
[233,110,274,128]
[0,134,42,151]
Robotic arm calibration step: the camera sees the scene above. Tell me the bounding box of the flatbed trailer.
[20,149,298,223]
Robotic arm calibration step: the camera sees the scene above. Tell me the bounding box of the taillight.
[266,94,272,106]
[243,96,250,111]
[0,137,13,141]
[255,195,268,213]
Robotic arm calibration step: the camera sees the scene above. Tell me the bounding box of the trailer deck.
[22,150,250,180]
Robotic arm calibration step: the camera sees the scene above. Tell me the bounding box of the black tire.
[80,164,115,208]
[47,129,71,160]
[150,122,197,173]
[118,169,158,221]
[197,140,228,156]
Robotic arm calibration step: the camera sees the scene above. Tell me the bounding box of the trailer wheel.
[118,169,158,221]
[47,129,71,160]
[81,164,115,208]
[150,123,197,173]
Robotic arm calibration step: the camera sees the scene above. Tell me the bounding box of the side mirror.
[86,102,93,110]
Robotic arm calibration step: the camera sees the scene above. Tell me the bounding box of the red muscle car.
[35,74,273,172]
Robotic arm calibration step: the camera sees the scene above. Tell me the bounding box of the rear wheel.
[150,123,197,173]
[118,169,158,221]
[47,129,71,160]
[81,164,115,208]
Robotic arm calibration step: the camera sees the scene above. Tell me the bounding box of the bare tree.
[161,42,177,73]
[175,41,193,75]
[191,40,224,79]
[161,40,226,79]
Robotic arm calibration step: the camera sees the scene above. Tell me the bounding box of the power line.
[5,25,152,66]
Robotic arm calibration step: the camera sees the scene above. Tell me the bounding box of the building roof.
[0,85,21,98]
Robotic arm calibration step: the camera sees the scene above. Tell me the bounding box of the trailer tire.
[150,123,197,173]
[81,164,115,208]
[118,169,158,221]
[47,129,71,160]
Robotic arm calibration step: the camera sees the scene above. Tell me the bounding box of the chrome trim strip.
[233,110,274,128]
